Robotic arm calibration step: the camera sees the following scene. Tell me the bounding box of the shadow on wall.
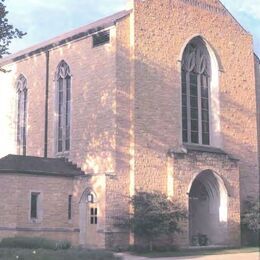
[62,34,257,214]
[4,31,256,247]
[101,40,252,246]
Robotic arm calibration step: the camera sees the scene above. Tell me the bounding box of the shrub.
[0,237,71,250]
[241,197,260,246]
[241,197,259,233]
[115,191,187,251]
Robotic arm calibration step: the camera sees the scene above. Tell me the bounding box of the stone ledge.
[168,144,239,162]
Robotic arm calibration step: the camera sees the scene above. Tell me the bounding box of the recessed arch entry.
[180,35,222,148]
[188,170,228,245]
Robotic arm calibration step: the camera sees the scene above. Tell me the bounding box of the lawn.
[135,246,259,258]
[0,248,122,260]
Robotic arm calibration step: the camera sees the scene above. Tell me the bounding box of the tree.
[0,0,26,58]
[115,191,187,251]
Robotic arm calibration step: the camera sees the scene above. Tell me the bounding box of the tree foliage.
[241,196,260,233]
[0,0,26,58]
[116,191,187,250]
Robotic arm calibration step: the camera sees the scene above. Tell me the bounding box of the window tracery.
[182,38,211,145]
[16,74,27,155]
[56,60,71,153]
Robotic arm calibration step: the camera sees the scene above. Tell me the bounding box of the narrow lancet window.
[181,38,211,145]
[56,60,71,154]
[16,75,27,155]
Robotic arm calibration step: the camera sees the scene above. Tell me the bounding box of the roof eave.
[0,10,131,67]
[0,169,85,178]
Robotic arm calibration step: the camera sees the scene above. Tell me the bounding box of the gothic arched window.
[16,74,27,155]
[56,60,71,153]
[182,37,211,145]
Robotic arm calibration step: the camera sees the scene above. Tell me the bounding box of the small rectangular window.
[30,193,39,219]
[92,30,110,47]
[90,207,98,224]
[68,195,72,220]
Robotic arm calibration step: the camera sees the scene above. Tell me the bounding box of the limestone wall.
[105,14,132,249]
[0,0,258,249]
[171,151,240,247]
[0,173,79,244]
[0,55,46,157]
[0,27,118,175]
[132,0,258,203]
[47,28,117,174]
[0,174,19,236]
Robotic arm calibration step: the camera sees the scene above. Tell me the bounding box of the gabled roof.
[0,2,255,67]
[0,10,131,67]
[218,0,249,35]
[0,154,85,177]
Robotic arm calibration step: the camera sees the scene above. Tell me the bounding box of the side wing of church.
[0,0,259,248]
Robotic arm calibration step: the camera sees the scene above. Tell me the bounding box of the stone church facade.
[0,0,259,249]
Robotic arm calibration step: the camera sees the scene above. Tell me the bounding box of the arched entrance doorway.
[188,170,228,246]
[79,189,99,247]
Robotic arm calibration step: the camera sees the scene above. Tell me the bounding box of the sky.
[5,0,260,57]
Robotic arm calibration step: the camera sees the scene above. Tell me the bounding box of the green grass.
[134,246,259,258]
[0,237,71,250]
[0,248,122,260]
[0,237,121,260]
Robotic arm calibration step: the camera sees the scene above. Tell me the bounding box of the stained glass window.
[16,75,27,155]
[181,38,211,145]
[56,60,71,154]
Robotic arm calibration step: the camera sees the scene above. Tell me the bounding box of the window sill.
[56,151,70,159]
[30,218,41,224]
[183,143,226,155]
[92,42,110,48]
[168,144,239,161]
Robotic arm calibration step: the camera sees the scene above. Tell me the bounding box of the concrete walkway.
[116,252,259,260]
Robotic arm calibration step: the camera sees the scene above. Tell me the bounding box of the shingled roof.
[0,154,85,177]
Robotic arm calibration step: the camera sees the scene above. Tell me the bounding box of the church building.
[0,0,259,249]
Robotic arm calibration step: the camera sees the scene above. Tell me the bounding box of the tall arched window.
[16,74,27,155]
[56,60,71,154]
[182,37,211,145]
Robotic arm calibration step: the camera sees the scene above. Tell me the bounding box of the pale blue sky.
[6,0,260,56]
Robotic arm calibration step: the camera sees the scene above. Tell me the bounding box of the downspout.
[44,51,49,157]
